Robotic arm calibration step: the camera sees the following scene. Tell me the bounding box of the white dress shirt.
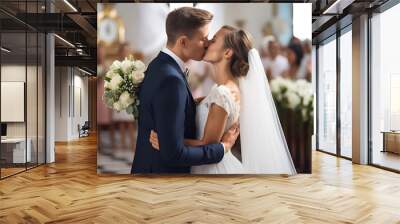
[161,47,186,73]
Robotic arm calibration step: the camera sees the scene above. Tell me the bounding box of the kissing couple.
[131,7,296,175]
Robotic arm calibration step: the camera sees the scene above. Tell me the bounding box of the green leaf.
[126,105,134,114]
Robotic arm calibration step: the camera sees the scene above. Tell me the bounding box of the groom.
[131,7,239,174]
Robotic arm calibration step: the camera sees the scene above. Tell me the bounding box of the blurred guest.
[97,43,115,149]
[97,43,106,75]
[298,39,312,81]
[119,42,132,60]
[262,40,289,81]
[284,42,304,80]
[97,78,114,149]
[259,35,276,59]
[119,42,145,62]
[289,36,301,45]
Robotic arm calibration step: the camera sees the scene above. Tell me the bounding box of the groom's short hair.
[166,7,213,45]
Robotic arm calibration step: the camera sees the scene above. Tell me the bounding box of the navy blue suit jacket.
[131,52,224,174]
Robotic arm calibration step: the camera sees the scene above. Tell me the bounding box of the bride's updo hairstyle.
[222,25,253,77]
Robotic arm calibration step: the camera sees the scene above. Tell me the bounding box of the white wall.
[54,67,89,141]
[196,3,226,40]
[293,3,312,41]
[55,66,68,141]
[113,3,169,64]
[1,65,26,133]
[1,65,32,138]
[72,73,89,138]
[220,3,273,48]
[1,64,46,164]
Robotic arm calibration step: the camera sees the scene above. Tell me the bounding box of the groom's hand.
[149,130,160,150]
[221,123,240,151]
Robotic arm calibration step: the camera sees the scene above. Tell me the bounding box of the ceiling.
[0,0,98,74]
[311,0,390,43]
[0,0,394,74]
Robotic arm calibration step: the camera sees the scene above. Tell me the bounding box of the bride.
[150,25,296,175]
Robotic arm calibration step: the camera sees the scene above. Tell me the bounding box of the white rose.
[104,80,111,89]
[133,60,146,73]
[109,75,123,90]
[272,77,285,91]
[105,70,118,79]
[286,91,300,109]
[113,101,123,111]
[276,92,282,101]
[110,60,122,72]
[295,79,312,94]
[275,77,285,84]
[284,79,296,92]
[121,59,134,74]
[119,91,134,108]
[302,94,312,107]
[270,79,279,94]
[131,71,144,84]
[295,79,308,89]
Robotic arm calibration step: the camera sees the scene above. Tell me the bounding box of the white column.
[45,0,55,163]
[54,67,73,141]
[46,32,55,163]
[352,14,369,164]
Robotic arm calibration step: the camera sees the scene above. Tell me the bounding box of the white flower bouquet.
[270,77,314,122]
[103,57,146,120]
[295,79,314,122]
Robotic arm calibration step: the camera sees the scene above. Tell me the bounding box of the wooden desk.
[382,131,400,154]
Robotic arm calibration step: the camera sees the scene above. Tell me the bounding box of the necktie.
[184,68,190,79]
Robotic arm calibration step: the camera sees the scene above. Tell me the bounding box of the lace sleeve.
[206,85,232,115]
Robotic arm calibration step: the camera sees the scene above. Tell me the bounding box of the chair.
[78,121,90,138]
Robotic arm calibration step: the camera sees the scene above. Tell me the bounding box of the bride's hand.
[149,130,160,150]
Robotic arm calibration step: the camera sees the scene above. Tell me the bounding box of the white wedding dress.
[191,49,297,175]
[191,85,244,174]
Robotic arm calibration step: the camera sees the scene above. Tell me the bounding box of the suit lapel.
[180,71,195,102]
[158,52,195,102]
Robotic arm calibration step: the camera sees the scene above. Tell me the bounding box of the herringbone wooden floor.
[1,134,400,224]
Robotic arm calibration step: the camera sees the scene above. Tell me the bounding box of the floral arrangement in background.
[103,57,146,120]
[270,77,314,122]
